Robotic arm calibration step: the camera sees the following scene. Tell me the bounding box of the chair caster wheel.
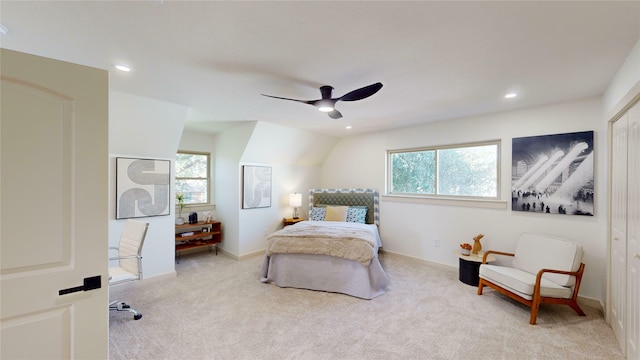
[134,314,142,320]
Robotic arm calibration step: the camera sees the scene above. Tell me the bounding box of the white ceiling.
[1,1,638,137]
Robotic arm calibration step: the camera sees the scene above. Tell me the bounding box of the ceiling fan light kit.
[317,100,335,112]
[262,82,383,119]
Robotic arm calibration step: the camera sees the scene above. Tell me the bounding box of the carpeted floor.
[109,251,622,360]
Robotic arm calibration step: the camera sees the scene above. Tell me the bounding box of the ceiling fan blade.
[261,93,315,105]
[328,109,343,119]
[338,82,383,102]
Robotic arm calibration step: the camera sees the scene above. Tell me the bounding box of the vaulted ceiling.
[1,1,638,137]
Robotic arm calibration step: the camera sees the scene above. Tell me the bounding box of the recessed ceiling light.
[114,65,131,72]
[345,125,352,130]
[505,93,517,99]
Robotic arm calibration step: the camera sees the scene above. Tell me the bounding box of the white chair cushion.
[109,266,138,284]
[479,264,573,301]
[511,233,582,287]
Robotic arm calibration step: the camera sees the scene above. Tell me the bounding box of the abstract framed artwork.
[116,157,171,219]
[511,131,594,216]
[242,165,272,209]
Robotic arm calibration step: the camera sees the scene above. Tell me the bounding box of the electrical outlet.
[434,238,441,247]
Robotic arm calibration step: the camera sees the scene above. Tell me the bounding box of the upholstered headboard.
[309,188,379,225]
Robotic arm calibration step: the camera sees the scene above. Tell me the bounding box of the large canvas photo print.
[511,131,594,216]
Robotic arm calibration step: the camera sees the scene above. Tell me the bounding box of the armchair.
[477,232,586,325]
[109,219,149,320]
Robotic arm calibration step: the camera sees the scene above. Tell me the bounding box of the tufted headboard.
[309,188,379,225]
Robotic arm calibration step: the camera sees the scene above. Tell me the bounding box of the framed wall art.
[242,165,272,209]
[116,157,171,219]
[511,131,594,216]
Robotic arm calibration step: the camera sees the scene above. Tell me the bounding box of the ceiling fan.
[261,82,383,119]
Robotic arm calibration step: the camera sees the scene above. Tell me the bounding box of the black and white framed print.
[242,165,272,209]
[116,157,171,219]
[512,131,594,216]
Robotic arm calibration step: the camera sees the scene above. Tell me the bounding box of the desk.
[457,251,496,286]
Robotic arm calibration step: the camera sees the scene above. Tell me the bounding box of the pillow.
[309,207,326,221]
[324,206,349,221]
[346,206,367,223]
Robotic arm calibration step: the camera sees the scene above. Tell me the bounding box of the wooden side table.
[456,250,496,286]
[175,221,222,263]
[283,217,304,226]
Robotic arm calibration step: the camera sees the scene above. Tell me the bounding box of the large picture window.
[388,141,500,199]
[175,151,210,205]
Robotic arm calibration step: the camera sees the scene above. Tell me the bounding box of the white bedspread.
[266,221,381,266]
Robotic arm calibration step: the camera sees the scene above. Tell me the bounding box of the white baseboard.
[214,247,263,260]
[239,250,264,260]
[380,249,455,269]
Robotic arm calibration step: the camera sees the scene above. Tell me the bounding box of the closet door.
[626,102,639,360]
[611,113,628,351]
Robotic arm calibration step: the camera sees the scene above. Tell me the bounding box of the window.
[175,151,210,205]
[388,141,500,199]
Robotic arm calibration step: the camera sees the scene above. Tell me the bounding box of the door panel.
[1,49,108,359]
[1,80,72,271]
[626,101,640,360]
[610,113,628,351]
[1,307,71,359]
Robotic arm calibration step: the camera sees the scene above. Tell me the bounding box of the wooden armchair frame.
[477,250,586,325]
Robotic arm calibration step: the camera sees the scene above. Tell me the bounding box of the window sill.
[381,194,507,210]
[176,204,216,211]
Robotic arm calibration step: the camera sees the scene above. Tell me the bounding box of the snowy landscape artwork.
[511,131,594,216]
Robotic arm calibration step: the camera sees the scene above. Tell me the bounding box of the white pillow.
[324,206,349,221]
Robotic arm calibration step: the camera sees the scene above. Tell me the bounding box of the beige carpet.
[109,251,622,360]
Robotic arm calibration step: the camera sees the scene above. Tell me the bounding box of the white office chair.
[109,219,149,320]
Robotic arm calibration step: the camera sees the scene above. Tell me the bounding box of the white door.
[626,101,640,360]
[1,49,108,359]
[611,112,628,352]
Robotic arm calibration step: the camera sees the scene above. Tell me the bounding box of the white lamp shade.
[289,193,302,207]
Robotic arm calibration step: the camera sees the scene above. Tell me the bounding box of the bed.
[260,188,389,299]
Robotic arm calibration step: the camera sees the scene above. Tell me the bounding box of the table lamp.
[289,193,302,219]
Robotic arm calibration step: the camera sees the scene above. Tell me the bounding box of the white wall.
[212,122,256,256]
[181,121,336,259]
[603,38,640,115]
[109,91,187,280]
[237,163,321,256]
[235,121,338,257]
[321,97,608,301]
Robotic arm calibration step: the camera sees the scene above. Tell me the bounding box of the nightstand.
[283,217,304,226]
[456,250,496,286]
